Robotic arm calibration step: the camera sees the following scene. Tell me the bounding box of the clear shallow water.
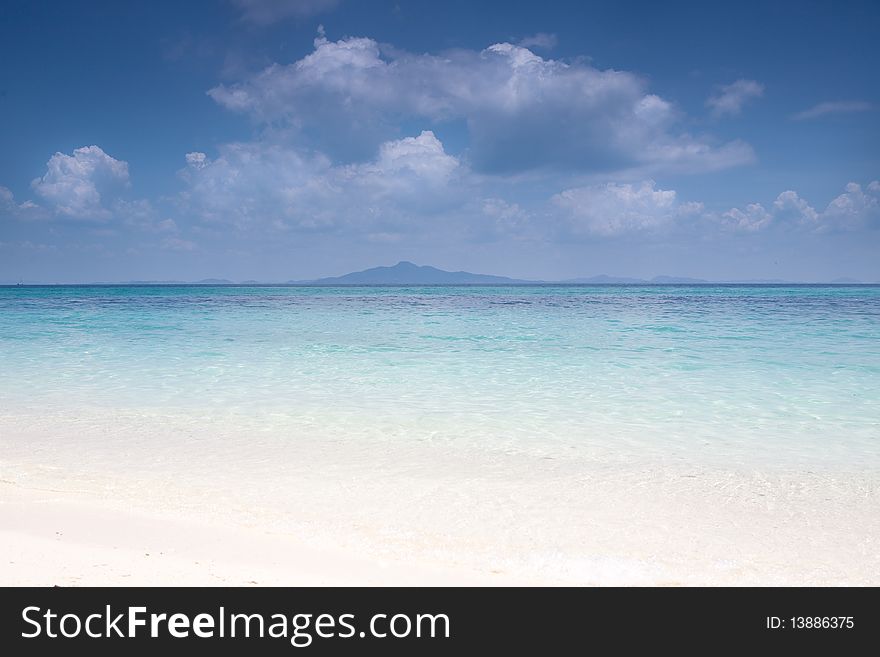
[2,284,880,584]
[1,284,878,470]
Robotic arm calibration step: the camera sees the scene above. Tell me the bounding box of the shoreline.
[2,410,879,587]
[3,447,879,586]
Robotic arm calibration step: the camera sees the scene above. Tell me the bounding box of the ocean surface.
[1,284,878,468]
[2,284,879,583]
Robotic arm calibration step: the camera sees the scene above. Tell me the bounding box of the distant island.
[293,264,721,285]
[290,261,534,285]
[291,262,862,286]
[2,263,873,286]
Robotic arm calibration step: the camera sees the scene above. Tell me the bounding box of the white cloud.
[718,182,879,233]
[178,142,330,229]
[716,189,819,233]
[185,152,209,169]
[517,33,558,50]
[720,203,773,232]
[176,120,877,244]
[706,79,764,117]
[821,181,880,231]
[31,146,129,220]
[370,131,458,180]
[772,190,818,224]
[177,131,464,232]
[343,131,460,193]
[481,197,531,237]
[231,0,340,26]
[792,101,873,120]
[1,186,47,221]
[209,34,754,174]
[0,186,25,214]
[552,180,685,236]
[550,179,879,238]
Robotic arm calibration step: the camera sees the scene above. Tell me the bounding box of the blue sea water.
[1,284,878,471]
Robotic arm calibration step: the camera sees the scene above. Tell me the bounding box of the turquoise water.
[1,285,879,469]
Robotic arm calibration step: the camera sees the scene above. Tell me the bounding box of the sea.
[1,284,878,583]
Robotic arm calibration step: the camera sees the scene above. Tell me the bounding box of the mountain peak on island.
[292,261,534,285]
[283,263,870,286]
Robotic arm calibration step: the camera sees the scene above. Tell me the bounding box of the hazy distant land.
[2,261,873,286]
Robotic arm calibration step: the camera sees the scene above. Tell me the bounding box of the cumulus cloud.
[720,203,773,232]
[185,151,209,169]
[552,180,692,236]
[178,142,329,229]
[549,179,879,238]
[821,181,880,231]
[0,186,45,220]
[231,0,340,26]
[175,120,876,243]
[344,131,460,190]
[208,34,754,174]
[772,190,818,224]
[706,79,764,117]
[177,131,464,233]
[31,146,129,219]
[792,100,873,120]
[367,131,458,180]
[718,181,879,233]
[18,146,178,230]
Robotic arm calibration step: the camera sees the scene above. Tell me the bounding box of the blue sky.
[1,0,878,282]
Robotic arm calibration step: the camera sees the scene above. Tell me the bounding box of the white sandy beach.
[2,409,879,587]
[0,484,520,586]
